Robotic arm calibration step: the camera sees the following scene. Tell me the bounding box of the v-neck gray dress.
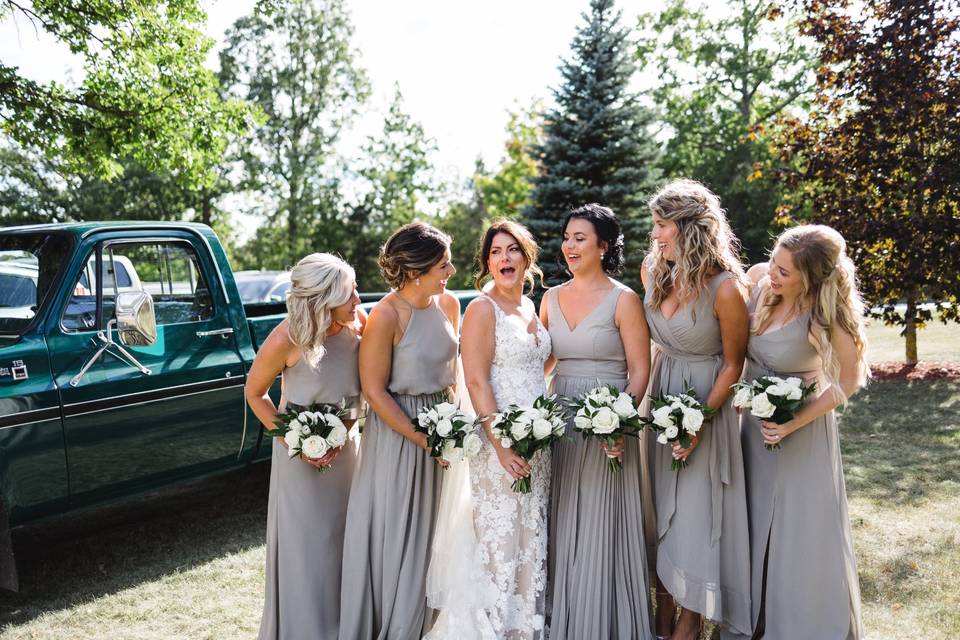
[258,326,361,640]
[338,297,457,640]
[546,280,654,640]
[644,272,752,637]
[736,288,863,639]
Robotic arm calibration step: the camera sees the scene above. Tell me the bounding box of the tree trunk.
[904,291,918,365]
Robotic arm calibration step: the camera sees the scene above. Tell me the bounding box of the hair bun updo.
[378,222,452,289]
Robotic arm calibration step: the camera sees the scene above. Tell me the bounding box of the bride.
[425,220,553,640]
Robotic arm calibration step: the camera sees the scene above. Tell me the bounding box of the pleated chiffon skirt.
[338,391,446,640]
[548,373,654,640]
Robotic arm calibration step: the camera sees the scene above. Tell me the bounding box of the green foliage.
[524,0,659,289]
[341,86,439,289]
[474,106,543,221]
[219,0,370,269]
[0,0,253,188]
[776,0,960,363]
[636,0,814,261]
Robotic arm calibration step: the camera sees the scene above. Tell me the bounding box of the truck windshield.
[0,233,73,335]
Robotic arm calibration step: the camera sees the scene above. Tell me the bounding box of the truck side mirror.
[116,291,157,347]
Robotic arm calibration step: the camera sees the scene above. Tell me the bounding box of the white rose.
[785,376,802,387]
[766,383,788,397]
[300,422,312,436]
[532,418,553,440]
[665,424,679,439]
[288,418,302,432]
[680,406,704,434]
[301,435,329,459]
[284,429,301,454]
[785,383,803,400]
[591,407,620,435]
[651,406,676,429]
[500,438,513,449]
[612,393,637,419]
[463,433,483,458]
[427,408,440,423]
[733,386,754,408]
[751,392,776,418]
[597,386,613,400]
[441,440,463,463]
[435,402,457,418]
[297,411,312,424]
[436,418,454,437]
[657,433,669,444]
[326,424,348,448]
[510,419,531,441]
[417,411,430,424]
[520,409,540,425]
[573,414,592,431]
[324,413,345,429]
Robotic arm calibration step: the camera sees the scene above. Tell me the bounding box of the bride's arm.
[461,299,531,480]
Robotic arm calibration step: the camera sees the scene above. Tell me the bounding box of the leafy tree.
[0,0,252,187]
[219,0,370,268]
[0,145,71,225]
[341,86,438,288]
[474,105,543,221]
[776,0,960,364]
[635,0,814,261]
[523,0,659,289]
[438,191,486,290]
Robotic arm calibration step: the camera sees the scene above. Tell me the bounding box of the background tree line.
[0,0,956,362]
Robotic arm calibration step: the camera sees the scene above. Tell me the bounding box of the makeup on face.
[768,246,801,298]
[562,217,604,272]
[651,212,679,261]
[488,232,526,288]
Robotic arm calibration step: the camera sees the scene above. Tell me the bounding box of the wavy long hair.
[474,219,543,293]
[646,179,746,309]
[753,225,870,404]
[286,253,355,366]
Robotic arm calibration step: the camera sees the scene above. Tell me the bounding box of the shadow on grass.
[840,379,960,504]
[0,462,270,629]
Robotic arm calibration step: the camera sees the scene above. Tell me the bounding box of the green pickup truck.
[0,221,474,590]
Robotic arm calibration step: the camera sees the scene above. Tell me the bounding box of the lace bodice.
[472,295,551,639]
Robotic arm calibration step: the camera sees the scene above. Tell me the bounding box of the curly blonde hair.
[286,253,355,366]
[753,225,870,404]
[646,178,746,309]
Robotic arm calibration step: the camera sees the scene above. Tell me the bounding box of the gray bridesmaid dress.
[338,297,457,640]
[738,289,863,639]
[546,280,654,640]
[644,272,752,637]
[258,326,362,640]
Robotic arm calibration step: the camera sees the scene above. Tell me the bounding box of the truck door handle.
[196,328,235,338]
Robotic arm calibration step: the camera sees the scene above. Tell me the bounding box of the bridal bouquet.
[570,384,644,472]
[732,376,817,449]
[490,394,567,493]
[641,388,715,471]
[412,401,484,465]
[270,403,350,472]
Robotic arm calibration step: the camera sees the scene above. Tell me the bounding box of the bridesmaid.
[245,253,364,640]
[338,222,459,640]
[542,203,655,639]
[738,225,867,639]
[641,179,752,640]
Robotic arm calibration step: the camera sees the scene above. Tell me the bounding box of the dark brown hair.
[378,222,452,289]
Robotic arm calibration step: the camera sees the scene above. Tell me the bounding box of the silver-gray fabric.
[258,327,362,640]
[643,272,752,637]
[737,291,863,639]
[546,281,654,640]
[338,298,458,640]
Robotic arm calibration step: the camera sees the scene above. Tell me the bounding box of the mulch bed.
[870,361,960,381]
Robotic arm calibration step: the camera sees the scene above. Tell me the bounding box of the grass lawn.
[865,319,960,363]
[1,327,958,639]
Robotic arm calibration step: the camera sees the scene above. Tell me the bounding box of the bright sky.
[0,0,652,185]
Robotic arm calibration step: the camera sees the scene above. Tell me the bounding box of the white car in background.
[234,270,291,304]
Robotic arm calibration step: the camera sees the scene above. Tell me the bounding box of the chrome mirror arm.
[69,320,152,387]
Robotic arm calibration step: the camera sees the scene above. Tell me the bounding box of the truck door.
[46,232,247,504]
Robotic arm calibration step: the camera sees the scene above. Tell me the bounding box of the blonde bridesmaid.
[245,254,364,640]
[641,179,752,640]
[737,225,866,639]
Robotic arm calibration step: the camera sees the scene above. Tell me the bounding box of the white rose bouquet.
[411,401,484,466]
[731,376,817,449]
[641,387,715,470]
[269,402,351,472]
[569,384,644,472]
[489,394,567,493]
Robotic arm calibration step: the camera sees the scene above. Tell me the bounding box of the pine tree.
[523,0,659,289]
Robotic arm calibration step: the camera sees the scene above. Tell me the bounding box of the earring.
[416,277,421,286]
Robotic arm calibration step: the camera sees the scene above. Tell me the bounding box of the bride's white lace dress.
[425,295,552,640]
